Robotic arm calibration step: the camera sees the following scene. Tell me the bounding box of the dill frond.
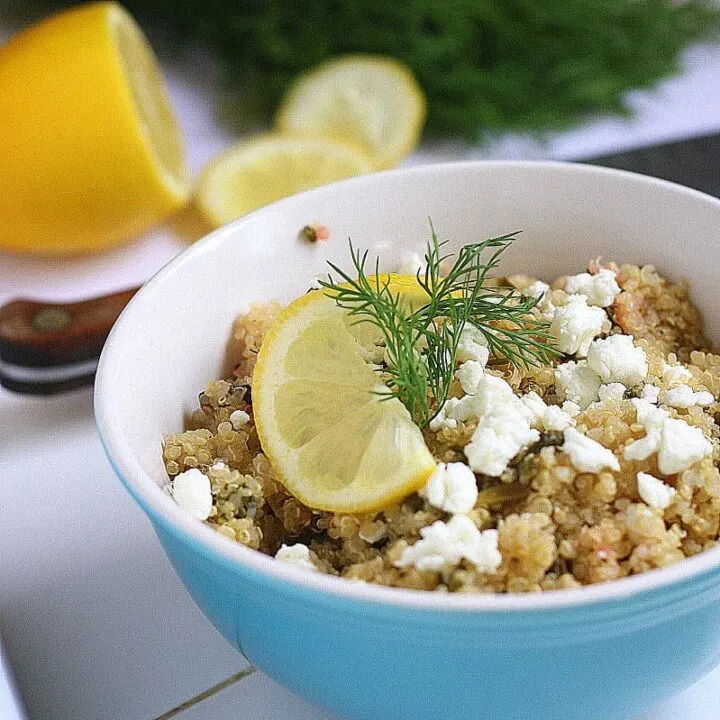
[320,226,559,427]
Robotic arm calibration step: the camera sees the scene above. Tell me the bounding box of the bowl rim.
[96,159,720,612]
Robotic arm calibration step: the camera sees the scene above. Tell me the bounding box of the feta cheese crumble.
[562,427,620,473]
[555,360,601,409]
[661,384,714,408]
[455,360,486,395]
[598,382,627,402]
[520,391,548,425]
[520,392,575,431]
[275,543,318,572]
[586,334,648,387]
[543,405,576,431]
[428,397,460,432]
[421,462,478,514]
[465,405,540,476]
[434,371,528,434]
[659,418,713,475]
[171,468,213,520]
[561,401,582,417]
[623,399,668,463]
[455,324,490,364]
[395,515,502,573]
[640,384,660,404]
[229,409,251,429]
[564,268,621,307]
[662,362,693,388]
[549,295,607,356]
[623,398,712,474]
[450,373,515,423]
[461,375,539,476]
[637,472,676,510]
[522,280,550,299]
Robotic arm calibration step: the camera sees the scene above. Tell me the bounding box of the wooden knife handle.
[0,287,139,394]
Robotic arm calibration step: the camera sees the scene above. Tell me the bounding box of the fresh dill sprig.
[320,226,559,428]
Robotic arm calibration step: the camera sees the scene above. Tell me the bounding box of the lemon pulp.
[110,5,188,196]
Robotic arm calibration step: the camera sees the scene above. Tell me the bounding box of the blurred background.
[1,0,720,276]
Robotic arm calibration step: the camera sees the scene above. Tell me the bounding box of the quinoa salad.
[163,249,720,594]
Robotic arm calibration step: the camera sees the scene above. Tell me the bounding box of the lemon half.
[0,2,189,254]
[252,282,436,513]
[276,55,426,170]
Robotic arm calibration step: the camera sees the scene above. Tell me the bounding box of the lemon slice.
[252,282,436,513]
[195,134,375,228]
[276,55,426,170]
[0,2,189,254]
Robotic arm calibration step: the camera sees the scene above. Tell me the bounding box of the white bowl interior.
[96,161,720,609]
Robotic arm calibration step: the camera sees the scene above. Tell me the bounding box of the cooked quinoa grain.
[163,265,720,593]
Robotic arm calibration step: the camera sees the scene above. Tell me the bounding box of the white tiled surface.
[3,9,720,718]
[0,640,26,720]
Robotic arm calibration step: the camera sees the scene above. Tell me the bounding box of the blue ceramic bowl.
[95,162,720,720]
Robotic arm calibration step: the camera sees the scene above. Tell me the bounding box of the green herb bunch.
[320,228,558,428]
[24,0,718,139]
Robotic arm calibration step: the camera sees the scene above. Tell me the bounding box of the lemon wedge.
[252,280,436,513]
[276,55,426,170]
[0,2,189,254]
[194,134,374,228]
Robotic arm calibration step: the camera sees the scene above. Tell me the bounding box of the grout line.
[152,665,257,720]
